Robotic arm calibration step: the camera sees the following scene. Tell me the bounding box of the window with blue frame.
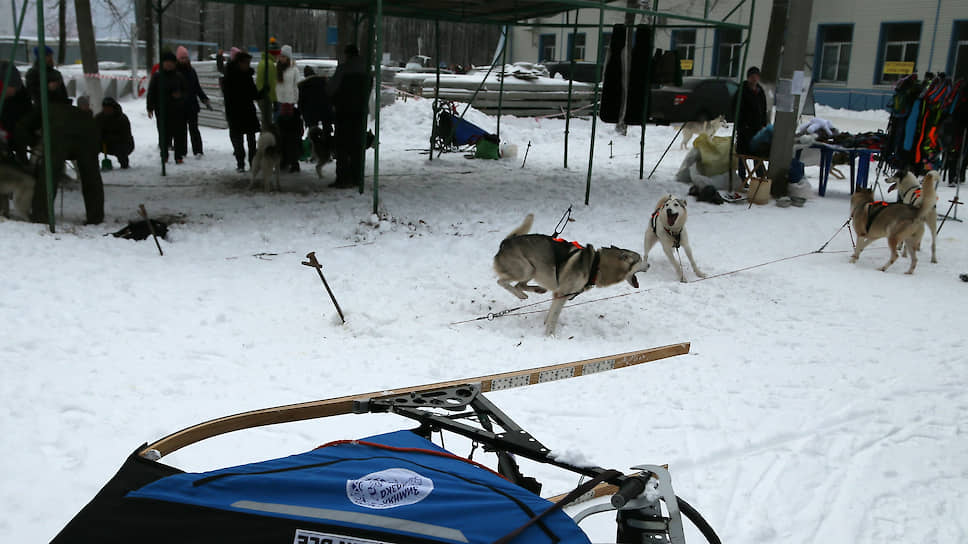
[876,22,921,84]
[539,34,557,62]
[568,33,587,61]
[816,24,852,83]
[714,28,742,78]
[950,21,968,81]
[671,29,697,76]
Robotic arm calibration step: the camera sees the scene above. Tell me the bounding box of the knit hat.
[76,95,90,109]
[229,46,241,61]
[102,96,120,108]
[161,50,177,63]
[746,66,760,77]
[268,37,281,56]
[303,65,315,77]
[280,45,293,60]
[33,45,53,59]
[176,46,190,61]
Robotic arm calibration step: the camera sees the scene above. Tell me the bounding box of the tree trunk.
[74,0,103,113]
[232,4,245,48]
[57,0,67,65]
[198,1,207,60]
[144,0,155,69]
[759,0,788,86]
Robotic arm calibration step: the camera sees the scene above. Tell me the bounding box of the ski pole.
[138,204,164,256]
[648,124,684,180]
[521,140,532,168]
[301,251,345,324]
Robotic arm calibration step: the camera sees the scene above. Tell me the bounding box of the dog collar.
[585,252,601,288]
[651,211,682,249]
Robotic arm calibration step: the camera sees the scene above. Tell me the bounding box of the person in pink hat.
[175,45,211,158]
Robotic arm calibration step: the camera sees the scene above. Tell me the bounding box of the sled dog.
[249,127,282,192]
[308,125,335,180]
[679,115,725,149]
[888,169,938,263]
[644,194,705,282]
[493,214,642,336]
[849,173,936,274]
[0,160,36,220]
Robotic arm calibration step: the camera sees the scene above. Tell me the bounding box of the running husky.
[644,194,706,283]
[493,214,642,336]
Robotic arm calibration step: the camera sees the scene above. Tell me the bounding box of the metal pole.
[361,10,374,195]
[430,18,440,161]
[584,1,606,205]
[37,0,55,231]
[639,0,658,179]
[565,10,578,169]
[497,25,508,140]
[371,0,383,213]
[728,0,754,192]
[261,5,270,128]
[157,0,166,177]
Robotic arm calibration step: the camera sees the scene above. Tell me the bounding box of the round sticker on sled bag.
[346,468,434,509]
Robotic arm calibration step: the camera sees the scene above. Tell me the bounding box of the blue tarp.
[128,430,591,544]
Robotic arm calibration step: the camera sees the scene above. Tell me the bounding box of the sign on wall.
[883,61,915,75]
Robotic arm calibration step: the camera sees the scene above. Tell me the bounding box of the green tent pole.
[584,1,606,205]
[261,5,270,128]
[37,0,55,231]
[371,0,383,213]
[639,0,658,179]
[0,0,28,122]
[157,0,167,177]
[360,11,374,194]
[430,19,439,161]
[496,25,508,140]
[564,10,577,169]
[728,0,754,192]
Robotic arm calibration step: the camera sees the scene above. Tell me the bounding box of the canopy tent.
[2,0,754,231]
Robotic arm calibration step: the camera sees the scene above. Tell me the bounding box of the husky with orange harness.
[888,170,939,263]
[493,214,642,336]
[849,173,936,274]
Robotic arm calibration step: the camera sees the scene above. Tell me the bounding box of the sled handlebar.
[610,474,650,508]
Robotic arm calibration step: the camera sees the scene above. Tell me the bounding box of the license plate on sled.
[294,529,392,544]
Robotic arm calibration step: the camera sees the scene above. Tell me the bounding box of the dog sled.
[52,343,721,544]
[431,100,493,154]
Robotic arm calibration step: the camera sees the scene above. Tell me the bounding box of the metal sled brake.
[52,343,721,544]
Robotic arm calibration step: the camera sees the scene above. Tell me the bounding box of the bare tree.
[144,0,155,67]
[198,1,207,60]
[74,0,103,112]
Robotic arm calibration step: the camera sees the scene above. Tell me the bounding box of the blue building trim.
[813,23,854,84]
[813,87,893,111]
[711,28,722,76]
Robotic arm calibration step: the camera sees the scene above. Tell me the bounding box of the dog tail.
[506,213,534,239]
[918,171,939,219]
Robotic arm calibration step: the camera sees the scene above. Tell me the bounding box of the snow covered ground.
[2,98,966,543]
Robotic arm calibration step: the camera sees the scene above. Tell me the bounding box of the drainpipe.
[927,0,941,70]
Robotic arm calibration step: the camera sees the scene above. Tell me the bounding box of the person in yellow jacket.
[255,38,282,124]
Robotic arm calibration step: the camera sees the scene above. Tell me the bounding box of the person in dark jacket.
[0,60,32,164]
[735,66,768,179]
[146,50,189,164]
[176,46,211,157]
[220,50,261,172]
[95,96,135,169]
[327,44,370,189]
[18,101,104,224]
[25,46,69,105]
[298,65,333,132]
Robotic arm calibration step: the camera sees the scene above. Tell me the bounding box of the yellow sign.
[680,59,694,71]
[883,61,915,75]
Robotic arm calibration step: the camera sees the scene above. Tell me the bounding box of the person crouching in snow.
[220,49,262,172]
[176,45,211,158]
[95,96,135,169]
[146,50,189,164]
[275,44,303,173]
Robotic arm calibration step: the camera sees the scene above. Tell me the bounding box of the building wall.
[511,1,968,111]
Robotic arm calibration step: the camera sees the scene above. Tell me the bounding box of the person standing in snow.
[25,45,69,106]
[0,60,32,164]
[220,49,261,172]
[176,46,211,158]
[146,50,189,164]
[95,96,135,169]
[255,37,281,126]
[275,44,303,173]
[298,65,333,133]
[327,44,369,189]
[734,66,768,179]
